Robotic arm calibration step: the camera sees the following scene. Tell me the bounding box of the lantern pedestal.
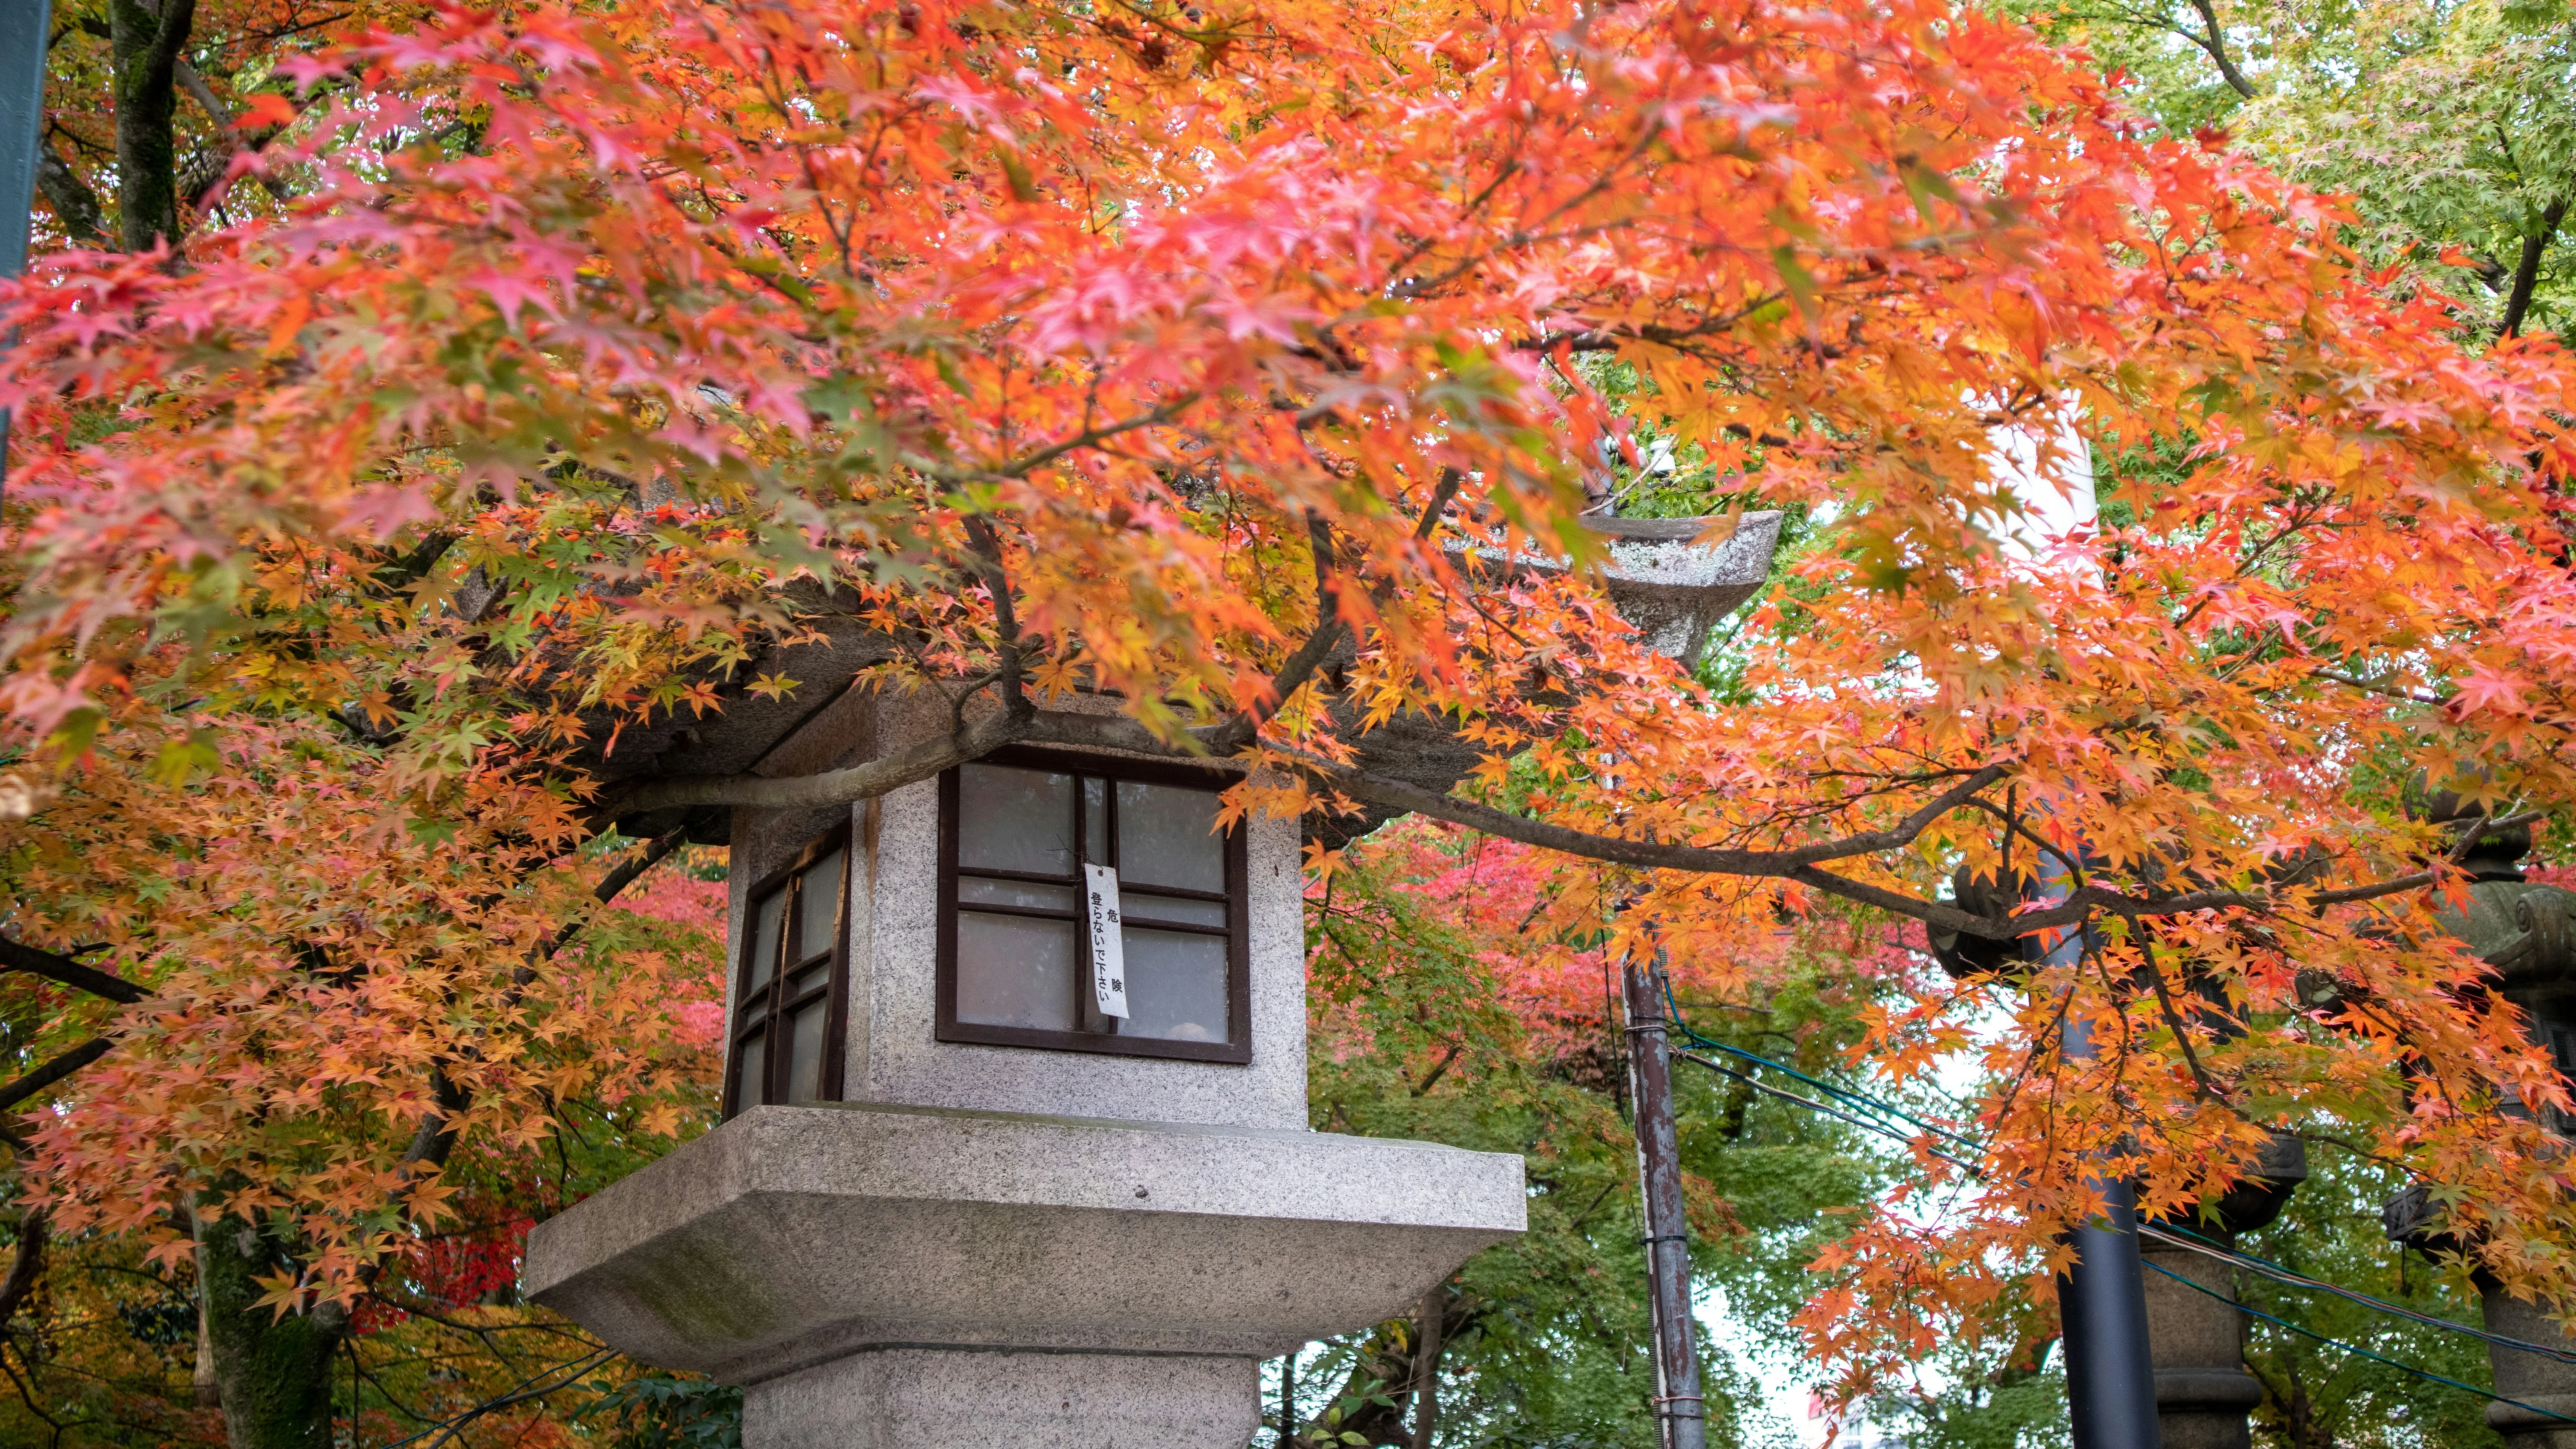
[526,1103,1525,1447]
[744,1347,1260,1449]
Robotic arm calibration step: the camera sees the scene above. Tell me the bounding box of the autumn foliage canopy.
[9,0,2576,1404]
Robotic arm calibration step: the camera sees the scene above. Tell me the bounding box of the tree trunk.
[194,1284,222,1407]
[1280,1349,1299,1447]
[195,1205,345,1449]
[35,147,109,248]
[108,0,198,252]
[1408,1286,1444,1449]
[2499,194,2569,340]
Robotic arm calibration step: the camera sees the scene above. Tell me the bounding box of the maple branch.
[1201,510,1347,756]
[2318,669,2442,706]
[911,395,1202,483]
[1293,754,2021,928]
[958,514,1028,714]
[631,691,2501,944]
[0,1211,46,1330]
[0,939,149,1004]
[34,143,108,248]
[395,1061,472,1177]
[513,829,691,993]
[0,1037,115,1115]
[567,834,688,945]
[2174,0,2257,98]
[401,830,693,1183]
[2140,938,2229,1105]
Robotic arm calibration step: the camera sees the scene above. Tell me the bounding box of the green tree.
[1279,823,1907,1447]
[2008,0,2576,335]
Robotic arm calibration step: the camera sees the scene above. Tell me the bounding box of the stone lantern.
[1931,871,2309,1449]
[2379,793,2576,1449]
[522,512,1783,1448]
[2135,1138,2305,1449]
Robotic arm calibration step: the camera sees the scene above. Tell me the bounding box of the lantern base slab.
[524,1102,1524,1388]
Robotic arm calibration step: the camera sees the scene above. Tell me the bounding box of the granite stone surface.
[2479,1284,2576,1449]
[524,1103,1527,1385]
[723,690,1309,1130]
[744,1348,1262,1449]
[2139,1236,2259,1449]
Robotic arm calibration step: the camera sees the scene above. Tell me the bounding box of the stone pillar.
[2139,1231,2260,1449]
[2478,1282,2576,1449]
[2142,1136,2306,1449]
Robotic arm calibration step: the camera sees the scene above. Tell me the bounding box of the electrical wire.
[1672,1051,1982,1176]
[1659,977,2576,1397]
[2143,1260,2576,1425]
[2141,1222,2576,1369]
[1658,980,1978,1148]
[375,1346,617,1449]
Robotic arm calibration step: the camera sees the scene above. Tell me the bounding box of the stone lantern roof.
[580,512,1782,847]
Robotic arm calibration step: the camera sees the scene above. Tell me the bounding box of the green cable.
[2143,1261,2576,1425]
[1660,987,2576,1375]
[2145,1222,2576,1368]
[1673,1051,1985,1177]
[1664,1002,2574,1415]
[1657,978,1978,1148]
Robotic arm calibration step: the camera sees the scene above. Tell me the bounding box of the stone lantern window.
[724,830,851,1115]
[939,750,1247,1060]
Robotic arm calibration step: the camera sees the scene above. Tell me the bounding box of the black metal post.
[0,0,53,474]
[1622,955,1707,1449]
[2035,875,2160,1449]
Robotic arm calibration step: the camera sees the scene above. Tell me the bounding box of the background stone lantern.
[2380,792,2576,1449]
[1932,871,2309,1449]
[523,513,1783,1448]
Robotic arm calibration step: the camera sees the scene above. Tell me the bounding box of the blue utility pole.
[2034,869,2161,1449]
[0,0,52,473]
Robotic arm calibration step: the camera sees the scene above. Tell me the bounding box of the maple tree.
[0,842,731,1447]
[11,0,2576,1436]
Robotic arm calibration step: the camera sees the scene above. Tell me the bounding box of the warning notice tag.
[1084,862,1130,1019]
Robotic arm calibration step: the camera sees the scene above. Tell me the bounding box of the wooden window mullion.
[936,745,1252,1065]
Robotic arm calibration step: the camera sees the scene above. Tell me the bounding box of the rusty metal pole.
[1623,953,1707,1449]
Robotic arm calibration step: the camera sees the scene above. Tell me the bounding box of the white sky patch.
[1718,404,2100,1444]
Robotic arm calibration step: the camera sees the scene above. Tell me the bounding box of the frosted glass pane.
[957,877,1079,913]
[785,1002,828,1103]
[960,766,1076,877]
[797,849,844,960]
[1083,776,1109,864]
[955,912,1078,1031]
[747,890,784,990]
[733,1035,767,1107]
[1116,781,1224,893]
[1120,927,1228,1042]
[1122,893,1227,929]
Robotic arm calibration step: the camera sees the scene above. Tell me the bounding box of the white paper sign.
[1083,863,1130,1019]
